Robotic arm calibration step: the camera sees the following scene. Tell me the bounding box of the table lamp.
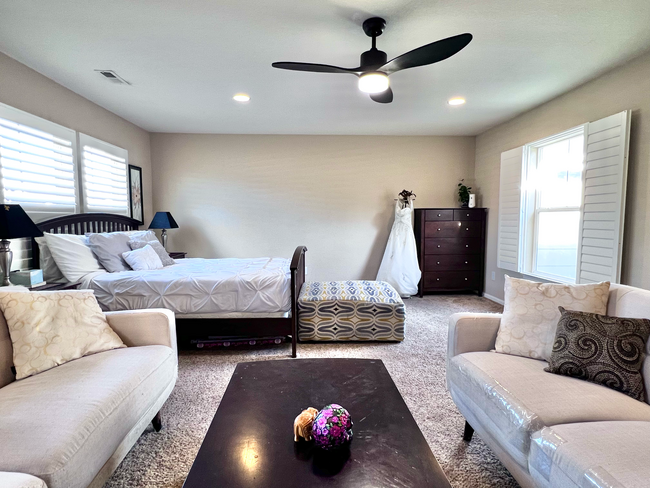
[0,204,43,286]
[148,211,179,250]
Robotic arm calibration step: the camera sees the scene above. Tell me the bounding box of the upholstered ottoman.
[298,280,405,341]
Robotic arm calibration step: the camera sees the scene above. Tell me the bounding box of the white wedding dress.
[377,200,422,297]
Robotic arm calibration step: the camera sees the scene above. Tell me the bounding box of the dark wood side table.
[29,282,81,291]
[169,252,187,259]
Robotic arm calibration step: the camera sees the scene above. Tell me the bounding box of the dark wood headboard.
[33,213,141,268]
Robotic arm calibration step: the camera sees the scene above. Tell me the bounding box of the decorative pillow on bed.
[122,244,164,271]
[124,230,157,243]
[545,307,650,401]
[495,276,610,360]
[87,232,132,272]
[129,239,175,266]
[43,233,105,282]
[34,236,67,283]
[0,290,125,380]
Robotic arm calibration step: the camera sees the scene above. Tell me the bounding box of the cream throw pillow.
[0,290,125,380]
[495,276,610,360]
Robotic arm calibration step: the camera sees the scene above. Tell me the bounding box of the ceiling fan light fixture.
[358,72,389,94]
[448,97,466,106]
[233,93,251,102]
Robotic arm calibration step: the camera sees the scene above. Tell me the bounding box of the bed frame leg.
[291,334,297,358]
[463,421,474,442]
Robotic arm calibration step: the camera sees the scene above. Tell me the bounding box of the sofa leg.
[463,421,474,442]
[152,411,163,432]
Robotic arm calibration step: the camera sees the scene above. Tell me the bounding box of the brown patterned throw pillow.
[545,307,650,401]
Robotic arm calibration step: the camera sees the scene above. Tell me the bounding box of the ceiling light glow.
[448,97,466,106]
[358,72,389,94]
[233,93,251,102]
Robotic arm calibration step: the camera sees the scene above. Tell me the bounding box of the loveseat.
[0,306,178,488]
[447,283,650,488]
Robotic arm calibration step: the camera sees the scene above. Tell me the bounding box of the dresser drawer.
[454,209,485,221]
[423,271,481,290]
[424,238,482,255]
[425,221,481,238]
[424,254,482,271]
[425,210,453,221]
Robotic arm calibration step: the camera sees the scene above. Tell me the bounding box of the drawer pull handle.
[438,228,441,231]
[436,278,440,281]
[467,213,470,216]
[438,245,441,248]
[466,245,469,248]
[466,228,469,231]
[438,213,441,217]
[465,261,468,264]
[437,261,440,265]
[465,278,468,281]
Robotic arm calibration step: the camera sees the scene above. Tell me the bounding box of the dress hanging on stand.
[377,197,422,297]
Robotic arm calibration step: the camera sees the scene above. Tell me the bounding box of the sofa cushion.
[0,345,176,488]
[447,352,650,467]
[529,421,650,488]
[495,276,609,360]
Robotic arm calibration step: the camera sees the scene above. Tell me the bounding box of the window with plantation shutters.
[496,110,630,284]
[79,133,129,216]
[0,103,78,222]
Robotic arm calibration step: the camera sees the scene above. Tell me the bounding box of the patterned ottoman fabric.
[298,280,405,341]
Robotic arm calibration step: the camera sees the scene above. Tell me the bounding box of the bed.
[33,213,307,358]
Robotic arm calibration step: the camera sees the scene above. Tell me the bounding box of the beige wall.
[475,51,650,300]
[0,52,153,226]
[150,134,475,281]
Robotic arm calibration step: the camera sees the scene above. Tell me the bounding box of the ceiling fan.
[272,17,472,104]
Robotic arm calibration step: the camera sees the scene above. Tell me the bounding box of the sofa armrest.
[448,313,502,360]
[0,472,47,488]
[105,309,177,355]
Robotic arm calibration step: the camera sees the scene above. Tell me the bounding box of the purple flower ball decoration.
[312,404,353,450]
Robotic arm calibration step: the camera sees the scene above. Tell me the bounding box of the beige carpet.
[104,295,519,488]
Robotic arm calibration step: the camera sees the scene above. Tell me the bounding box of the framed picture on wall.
[128,164,144,224]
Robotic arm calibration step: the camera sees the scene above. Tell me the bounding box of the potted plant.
[457,179,472,208]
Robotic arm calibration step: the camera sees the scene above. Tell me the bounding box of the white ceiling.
[1,0,649,135]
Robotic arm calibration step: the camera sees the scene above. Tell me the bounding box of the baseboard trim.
[483,293,504,305]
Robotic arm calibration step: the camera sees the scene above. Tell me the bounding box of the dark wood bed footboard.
[176,245,307,358]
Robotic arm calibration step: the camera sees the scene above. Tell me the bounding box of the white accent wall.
[476,51,650,300]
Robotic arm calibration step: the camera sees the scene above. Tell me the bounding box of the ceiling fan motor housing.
[360,48,387,70]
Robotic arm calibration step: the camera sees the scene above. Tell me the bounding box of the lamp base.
[0,240,13,286]
[161,229,168,250]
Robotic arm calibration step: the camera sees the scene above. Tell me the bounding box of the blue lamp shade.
[148,212,179,230]
[0,204,43,239]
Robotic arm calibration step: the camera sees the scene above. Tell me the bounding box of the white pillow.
[43,233,104,282]
[122,244,164,271]
[123,230,157,242]
[0,290,125,380]
[495,276,610,360]
[34,236,67,283]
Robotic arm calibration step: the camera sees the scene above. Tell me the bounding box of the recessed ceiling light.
[233,93,250,102]
[448,97,466,106]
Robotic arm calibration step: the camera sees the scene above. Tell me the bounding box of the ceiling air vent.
[95,70,131,85]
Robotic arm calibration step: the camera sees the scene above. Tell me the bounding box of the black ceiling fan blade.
[370,87,393,103]
[380,33,472,74]
[272,62,361,74]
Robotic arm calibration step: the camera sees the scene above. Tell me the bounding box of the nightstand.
[169,252,187,259]
[29,282,81,291]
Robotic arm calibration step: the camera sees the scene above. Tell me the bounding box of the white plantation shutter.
[79,133,129,215]
[0,104,78,221]
[575,111,631,284]
[497,146,525,272]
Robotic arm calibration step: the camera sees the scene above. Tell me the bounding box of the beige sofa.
[0,307,178,488]
[447,283,650,488]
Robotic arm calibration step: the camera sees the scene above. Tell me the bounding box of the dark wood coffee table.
[183,358,451,488]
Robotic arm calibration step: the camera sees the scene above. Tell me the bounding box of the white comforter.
[81,257,291,314]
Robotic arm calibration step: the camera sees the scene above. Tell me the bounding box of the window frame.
[521,125,585,284]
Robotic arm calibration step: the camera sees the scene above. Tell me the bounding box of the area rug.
[105,295,519,488]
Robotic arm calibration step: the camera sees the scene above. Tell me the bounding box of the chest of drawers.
[414,208,487,296]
